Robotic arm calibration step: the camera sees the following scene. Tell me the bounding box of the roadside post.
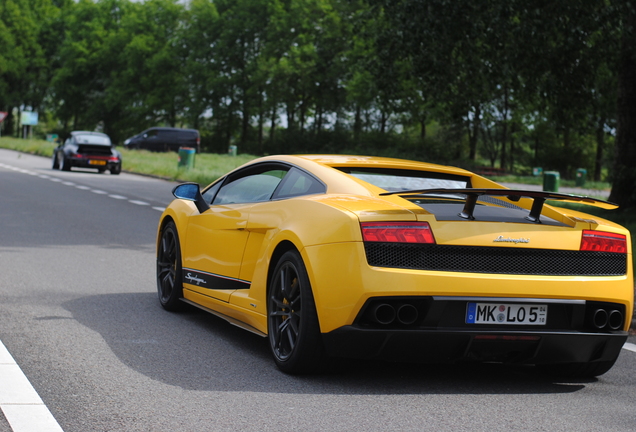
[178,147,196,169]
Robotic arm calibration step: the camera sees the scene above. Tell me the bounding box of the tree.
[609,1,636,209]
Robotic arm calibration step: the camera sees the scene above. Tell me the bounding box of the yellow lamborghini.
[156,155,633,376]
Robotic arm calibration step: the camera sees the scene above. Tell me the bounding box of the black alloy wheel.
[156,221,184,311]
[268,250,326,374]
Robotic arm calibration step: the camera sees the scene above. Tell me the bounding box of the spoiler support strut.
[380,188,618,223]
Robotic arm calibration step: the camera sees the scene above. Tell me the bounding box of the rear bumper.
[70,158,120,170]
[322,327,627,364]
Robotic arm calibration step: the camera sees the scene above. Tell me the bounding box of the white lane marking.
[623,342,636,353]
[0,341,64,432]
[5,162,165,212]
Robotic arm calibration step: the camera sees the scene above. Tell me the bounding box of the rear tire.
[60,155,71,171]
[156,221,184,311]
[52,153,60,169]
[267,250,327,374]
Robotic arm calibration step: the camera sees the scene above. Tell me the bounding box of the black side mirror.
[172,183,209,213]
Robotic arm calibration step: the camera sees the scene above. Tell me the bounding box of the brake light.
[580,230,627,253]
[108,156,119,161]
[361,222,436,244]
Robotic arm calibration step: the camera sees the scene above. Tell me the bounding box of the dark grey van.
[123,127,200,153]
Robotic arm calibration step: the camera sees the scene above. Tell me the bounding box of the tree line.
[1,0,635,207]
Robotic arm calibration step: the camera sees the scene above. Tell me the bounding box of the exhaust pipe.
[372,304,396,325]
[397,304,419,325]
[593,309,608,329]
[608,310,623,330]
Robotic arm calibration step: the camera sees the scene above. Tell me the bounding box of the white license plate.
[466,302,547,325]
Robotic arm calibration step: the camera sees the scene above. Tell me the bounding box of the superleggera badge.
[185,272,206,285]
[493,235,530,244]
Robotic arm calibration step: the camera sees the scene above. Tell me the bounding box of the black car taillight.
[361,222,436,244]
[580,230,627,253]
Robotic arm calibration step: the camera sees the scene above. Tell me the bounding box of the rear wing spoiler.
[380,188,617,223]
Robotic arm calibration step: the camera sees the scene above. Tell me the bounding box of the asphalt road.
[0,149,635,432]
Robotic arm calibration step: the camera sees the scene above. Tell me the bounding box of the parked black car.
[52,131,122,175]
[123,127,200,153]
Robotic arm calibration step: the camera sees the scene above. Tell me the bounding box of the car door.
[181,163,290,302]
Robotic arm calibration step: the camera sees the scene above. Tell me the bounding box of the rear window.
[338,168,469,192]
[75,134,111,146]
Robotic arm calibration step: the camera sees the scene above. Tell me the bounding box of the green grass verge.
[119,148,256,185]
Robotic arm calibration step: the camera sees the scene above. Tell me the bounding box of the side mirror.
[172,183,209,213]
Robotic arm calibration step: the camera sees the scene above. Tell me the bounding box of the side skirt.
[180,298,267,338]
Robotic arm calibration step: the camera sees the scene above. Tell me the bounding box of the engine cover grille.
[364,243,627,276]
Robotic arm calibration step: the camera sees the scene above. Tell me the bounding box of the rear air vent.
[364,243,627,276]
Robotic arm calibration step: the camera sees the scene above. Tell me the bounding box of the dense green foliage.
[1,0,635,208]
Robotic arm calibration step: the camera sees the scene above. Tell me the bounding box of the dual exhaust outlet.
[371,303,419,326]
[592,308,623,330]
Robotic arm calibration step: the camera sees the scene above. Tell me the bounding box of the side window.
[202,179,223,204]
[213,168,288,205]
[274,167,325,199]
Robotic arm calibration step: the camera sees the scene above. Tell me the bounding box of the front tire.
[267,250,326,374]
[156,221,184,311]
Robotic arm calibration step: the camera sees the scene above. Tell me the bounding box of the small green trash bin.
[228,145,237,156]
[575,168,587,187]
[543,171,560,192]
[178,147,195,169]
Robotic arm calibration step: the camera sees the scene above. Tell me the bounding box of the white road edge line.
[623,342,636,353]
[0,340,64,432]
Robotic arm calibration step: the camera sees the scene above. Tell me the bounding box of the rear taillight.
[108,156,119,161]
[361,222,436,244]
[580,230,627,253]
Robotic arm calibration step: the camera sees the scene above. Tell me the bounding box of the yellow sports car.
[156,155,633,376]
